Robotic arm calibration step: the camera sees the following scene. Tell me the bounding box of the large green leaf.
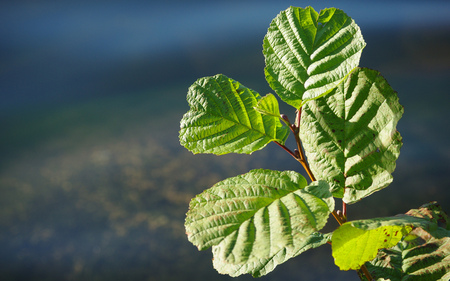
[364,202,450,281]
[263,6,366,108]
[179,74,289,155]
[300,67,404,203]
[214,232,331,277]
[185,169,335,277]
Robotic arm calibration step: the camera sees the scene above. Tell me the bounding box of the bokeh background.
[1,1,449,280]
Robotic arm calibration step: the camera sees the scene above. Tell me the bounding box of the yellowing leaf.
[332,223,412,271]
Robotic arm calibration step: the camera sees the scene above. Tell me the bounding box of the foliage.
[179,6,450,280]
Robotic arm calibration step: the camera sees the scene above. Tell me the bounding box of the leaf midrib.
[192,79,278,142]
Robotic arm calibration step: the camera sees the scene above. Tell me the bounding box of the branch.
[342,201,347,223]
[279,110,373,280]
[332,210,345,225]
[293,109,316,181]
[273,141,297,159]
[359,264,374,281]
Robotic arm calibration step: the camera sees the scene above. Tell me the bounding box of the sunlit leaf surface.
[185,169,334,277]
[300,67,403,203]
[214,232,331,277]
[254,93,282,118]
[263,6,366,108]
[365,202,450,281]
[179,74,289,155]
[332,222,412,271]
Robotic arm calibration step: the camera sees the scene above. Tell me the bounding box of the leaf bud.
[280,114,290,123]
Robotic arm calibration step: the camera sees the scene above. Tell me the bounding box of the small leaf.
[300,67,404,203]
[332,223,412,271]
[254,93,281,118]
[185,169,334,277]
[263,6,366,108]
[179,74,289,155]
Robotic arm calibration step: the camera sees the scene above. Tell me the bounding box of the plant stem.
[332,210,345,225]
[292,109,316,181]
[342,201,347,223]
[273,141,297,159]
[273,141,316,182]
[299,159,316,182]
[293,109,305,162]
[278,110,374,281]
[359,264,373,281]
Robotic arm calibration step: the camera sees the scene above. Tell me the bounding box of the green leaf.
[364,202,450,281]
[254,93,281,118]
[185,169,335,277]
[263,6,366,108]
[299,67,404,203]
[398,233,450,281]
[362,244,404,281]
[368,232,450,281]
[214,232,331,277]
[179,74,289,155]
[332,218,421,271]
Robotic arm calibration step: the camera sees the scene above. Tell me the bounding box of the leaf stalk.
[277,101,372,280]
[359,265,373,281]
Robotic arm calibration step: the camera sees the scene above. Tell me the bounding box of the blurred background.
[1,0,449,280]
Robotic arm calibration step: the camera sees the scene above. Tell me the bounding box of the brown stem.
[332,210,344,225]
[292,109,316,181]
[293,109,303,161]
[299,159,316,182]
[273,141,316,182]
[273,141,297,159]
[281,108,373,281]
[359,264,373,281]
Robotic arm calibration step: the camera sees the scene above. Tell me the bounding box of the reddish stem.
[360,265,373,281]
[273,141,297,159]
[342,201,347,223]
[278,108,373,281]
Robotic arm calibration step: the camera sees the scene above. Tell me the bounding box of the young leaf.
[254,93,282,118]
[300,67,404,203]
[179,74,289,155]
[263,6,366,108]
[185,169,335,277]
[364,202,450,281]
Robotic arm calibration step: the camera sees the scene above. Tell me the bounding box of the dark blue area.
[1,1,449,111]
